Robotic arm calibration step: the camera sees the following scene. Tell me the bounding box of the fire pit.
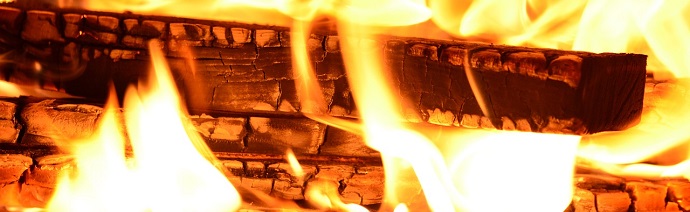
[0,0,689,211]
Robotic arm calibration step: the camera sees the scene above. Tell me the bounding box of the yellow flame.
[440,129,579,211]
[46,40,241,212]
[285,148,305,179]
[428,0,690,79]
[279,0,583,210]
[58,0,690,210]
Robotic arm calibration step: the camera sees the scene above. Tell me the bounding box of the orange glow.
[280,0,583,211]
[50,0,690,211]
[0,80,77,98]
[285,148,305,180]
[428,0,690,79]
[60,0,293,26]
[46,40,241,212]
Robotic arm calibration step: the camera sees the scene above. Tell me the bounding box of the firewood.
[3,150,690,210]
[0,78,685,209]
[0,4,646,134]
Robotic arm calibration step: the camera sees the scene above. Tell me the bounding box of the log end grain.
[579,53,647,133]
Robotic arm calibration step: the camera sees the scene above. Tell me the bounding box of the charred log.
[0,152,688,211]
[0,4,646,134]
[0,79,685,209]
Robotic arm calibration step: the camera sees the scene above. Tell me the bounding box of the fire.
[0,80,78,98]
[43,0,690,211]
[46,40,241,212]
[429,0,690,79]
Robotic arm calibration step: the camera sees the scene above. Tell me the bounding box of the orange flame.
[55,0,690,211]
[46,40,241,212]
[429,0,690,79]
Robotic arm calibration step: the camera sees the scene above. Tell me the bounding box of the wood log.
[0,78,685,210]
[0,151,689,211]
[4,78,674,156]
[0,4,646,134]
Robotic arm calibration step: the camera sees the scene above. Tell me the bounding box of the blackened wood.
[0,5,646,134]
[3,151,690,210]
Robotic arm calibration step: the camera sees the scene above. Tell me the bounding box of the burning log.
[0,79,686,210]
[0,151,689,211]
[0,4,646,134]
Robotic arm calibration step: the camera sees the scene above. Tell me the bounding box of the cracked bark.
[0,3,646,134]
[0,79,686,209]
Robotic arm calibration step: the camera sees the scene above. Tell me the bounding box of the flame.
[283,1,581,210]
[54,0,690,211]
[0,80,80,98]
[46,40,241,212]
[284,149,305,180]
[428,0,690,79]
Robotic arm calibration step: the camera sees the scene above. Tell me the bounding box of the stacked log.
[0,79,686,211]
[0,2,670,211]
[0,4,646,134]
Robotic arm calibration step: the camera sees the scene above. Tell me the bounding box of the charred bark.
[0,80,686,209]
[0,4,646,134]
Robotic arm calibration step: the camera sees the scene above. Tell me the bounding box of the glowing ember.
[0,80,78,99]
